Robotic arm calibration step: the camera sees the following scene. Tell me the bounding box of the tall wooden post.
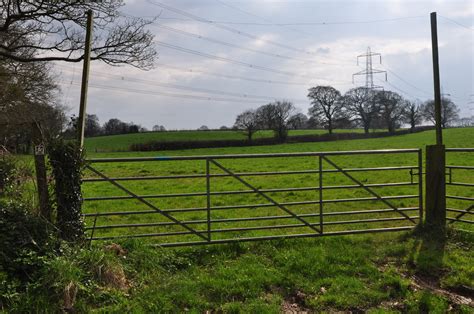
[430,12,443,145]
[77,10,93,148]
[32,122,51,221]
[425,12,446,234]
[425,145,446,232]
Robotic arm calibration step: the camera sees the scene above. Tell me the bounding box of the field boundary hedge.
[129,126,435,152]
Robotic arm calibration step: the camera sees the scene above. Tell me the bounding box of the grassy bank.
[4,230,473,312]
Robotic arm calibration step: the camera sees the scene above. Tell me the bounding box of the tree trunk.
[388,123,395,134]
[328,119,333,134]
[364,126,369,134]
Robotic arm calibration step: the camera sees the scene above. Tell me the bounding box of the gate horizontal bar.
[152,226,416,247]
[82,195,418,217]
[89,216,418,240]
[446,218,473,224]
[83,182,416,201]
[447,195,474,201]
[446,182,474,187]
[446,148,474,152]
[86,149,421,163]
[447,208,474,214]
[82,166,417,182]
[84,207,419,229]
[446,165,474,170]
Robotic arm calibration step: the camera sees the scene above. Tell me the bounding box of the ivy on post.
[48,140,85,242]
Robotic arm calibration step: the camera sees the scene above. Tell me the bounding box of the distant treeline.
[130,126,435,152]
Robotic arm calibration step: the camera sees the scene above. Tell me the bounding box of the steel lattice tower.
[352,47,387,90]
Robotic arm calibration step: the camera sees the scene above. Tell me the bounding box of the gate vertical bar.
[206,158,211,242]
[319,155,323,233]
[418,149,423,223]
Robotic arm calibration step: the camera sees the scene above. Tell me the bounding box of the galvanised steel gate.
[82,149,423,247]
[446,148,473,229]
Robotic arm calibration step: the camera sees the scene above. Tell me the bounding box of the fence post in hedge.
[32,122,51,221]
[425,144,446,234]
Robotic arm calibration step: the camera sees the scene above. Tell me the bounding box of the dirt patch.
[281,290,311,314]
[409,274,473,307]
[104,243,127,257]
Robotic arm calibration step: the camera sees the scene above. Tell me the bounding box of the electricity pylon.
[352,47,387,90]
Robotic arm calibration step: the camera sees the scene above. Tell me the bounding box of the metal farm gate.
[446,148,474,229]
[82,149,425,247]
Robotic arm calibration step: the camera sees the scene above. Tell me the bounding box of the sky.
[56,0,474,130]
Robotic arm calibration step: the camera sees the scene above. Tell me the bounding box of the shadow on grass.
[409,226,447,278]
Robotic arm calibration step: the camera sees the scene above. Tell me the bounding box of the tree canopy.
[0,1,156,69]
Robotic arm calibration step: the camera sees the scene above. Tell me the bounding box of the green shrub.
[0,201,58,280]
[0,154,17,195]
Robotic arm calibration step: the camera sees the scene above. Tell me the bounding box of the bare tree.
[421,97,460,128]
[307,86,343,134]
[287,113,308,130]
[403,101,423,132]
[152,125,166,132]
[0,59,65,151]
[255,103,275,130]
[234,110,259,141]
[0,1,156,68]
[342,87,379,134]
[456,116,474,127]
[375,90,407,133]
[257,101,296,141]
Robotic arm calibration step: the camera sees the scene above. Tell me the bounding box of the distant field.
[84,128,377,152]
[87,128,472,159]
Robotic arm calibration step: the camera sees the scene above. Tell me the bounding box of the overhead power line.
[375,78,420,100]
[213,0,318,40]
[153,63,353,86]
[149,22,351,66]
[153,14,425,26]
[154,40,328,79]
[58,65,309,103]
[146,0,318,56]
[60,81,269,104]
[438,15,474,31]
[382,66,431,96]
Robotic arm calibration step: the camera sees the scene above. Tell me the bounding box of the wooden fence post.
[425,144,446,233]
[32,122,51,221]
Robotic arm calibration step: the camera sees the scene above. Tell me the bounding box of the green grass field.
[62,128,474,312]
[83,128,474,242]
[6,128,472,312]
[84,128,376,152]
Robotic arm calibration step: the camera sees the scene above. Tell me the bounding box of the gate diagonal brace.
[209,159,322,234]
[85,165,209,241]
[450,204,474,224]
[321,156,417,224]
